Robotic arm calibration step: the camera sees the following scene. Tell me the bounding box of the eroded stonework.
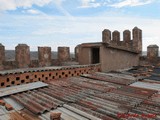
[0,44,5,70]
[38,47,51,67]
[15,44,30,68]
[147,45,159,62]
[58,47,70,62]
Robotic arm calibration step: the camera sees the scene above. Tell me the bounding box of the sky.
[0,0,160,52]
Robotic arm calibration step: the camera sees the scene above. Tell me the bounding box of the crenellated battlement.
[0,44,72,70]
[102,27,142,53]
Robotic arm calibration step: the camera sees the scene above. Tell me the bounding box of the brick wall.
[0,64,101,88]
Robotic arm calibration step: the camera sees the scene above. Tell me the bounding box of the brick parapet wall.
[0,64,101,88]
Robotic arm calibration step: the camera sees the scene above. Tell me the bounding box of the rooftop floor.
[0,67,160,120]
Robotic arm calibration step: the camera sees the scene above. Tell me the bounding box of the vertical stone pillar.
[123,30,131,47]
[15,44,30,68]
[75,45,80,62]
[0,44,5,70]
[133,27,142,52]
[58,47,70,62]
[102,29,111,43]
[147,45,159,62]
[112,30,120,44]
[123,30,131,42]
[38,47,51,67]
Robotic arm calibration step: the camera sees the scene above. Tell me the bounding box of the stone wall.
[77,27,142,72]
[3,61,17,70]
[102,27,142,53]
[0,44,72,70]
[100,46,139,72]
[0,44,5,70]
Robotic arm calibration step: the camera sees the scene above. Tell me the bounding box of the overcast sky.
[0,0,160,52]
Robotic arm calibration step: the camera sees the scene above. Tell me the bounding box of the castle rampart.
[0,44,73,70]
[102,27,142,53]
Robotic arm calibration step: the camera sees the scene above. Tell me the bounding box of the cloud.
[79,0,101,8]
[0,0,72,17]
[0,0,52,11]
[78,0,155,8]
[32,27,71,35]
[0,0,159,52]
[110,0,154,8]
[1,13,160,52]
[24,9,42,14]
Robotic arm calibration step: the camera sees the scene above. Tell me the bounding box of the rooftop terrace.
[0,65,160,120]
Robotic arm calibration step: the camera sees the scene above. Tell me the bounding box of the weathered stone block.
[58,47,70,62]
[0,43,5,70]
[123,30,131,42]
[132,27,142,52]
[38,47,51,67]
[112,30,120,43]
[102,29,111,43]
[147,45,159,62]
[75,45,80,62]
[15,44,30,68]
[123,30,131,48]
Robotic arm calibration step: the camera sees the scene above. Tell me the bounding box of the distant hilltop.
[5,50,75,61]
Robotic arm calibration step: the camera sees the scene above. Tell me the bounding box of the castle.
[0,44,71,70]
[0,27,160,120]
[75,27,142,71]
[0,27,159,72]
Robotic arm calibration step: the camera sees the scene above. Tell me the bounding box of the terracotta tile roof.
[0,67,160,119]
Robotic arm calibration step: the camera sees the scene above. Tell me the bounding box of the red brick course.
[0,64,101,88]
